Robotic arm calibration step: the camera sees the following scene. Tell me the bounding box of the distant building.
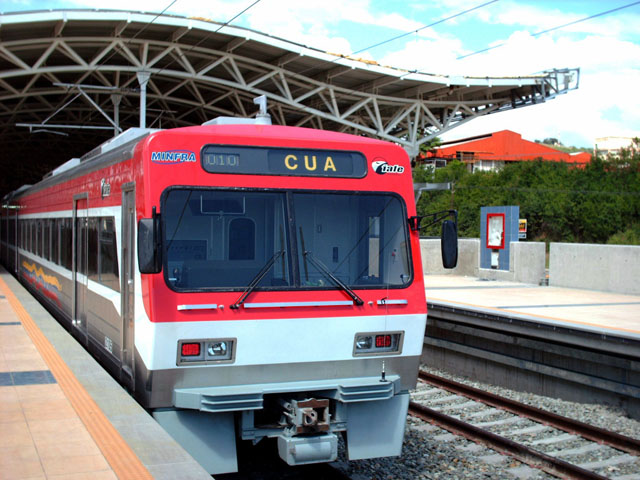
[420,130,591,172]
[594,136,637,158]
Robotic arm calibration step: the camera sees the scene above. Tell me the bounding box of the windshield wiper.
[303,251,364,306]
[230,251,284,309]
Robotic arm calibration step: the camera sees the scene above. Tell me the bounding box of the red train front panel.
[129,125,427,472]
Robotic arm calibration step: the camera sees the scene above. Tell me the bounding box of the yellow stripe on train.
[22,260,62,291]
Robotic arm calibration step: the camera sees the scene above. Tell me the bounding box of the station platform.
[423,274,640,417]
[424,274,640,341]
[0,267,211,480]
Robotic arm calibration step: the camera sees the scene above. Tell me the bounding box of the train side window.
[39,220,43,257]
[27,220,36,253]
[36,220,42,257]
[43,220,50,261]
[228,218,255,260]
[76,217,84,274]
[61,218,72,270]
[88,218,99,280]
[98,217,120,292]
[1,212,5,245]
[51,219,59,264]
[5,212,13,247]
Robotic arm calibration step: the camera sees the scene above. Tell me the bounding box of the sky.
[2,0,640,147]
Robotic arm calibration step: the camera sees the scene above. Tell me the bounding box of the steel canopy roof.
[0,9,579,195]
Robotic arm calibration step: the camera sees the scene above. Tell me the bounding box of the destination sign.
[201,145,367,178]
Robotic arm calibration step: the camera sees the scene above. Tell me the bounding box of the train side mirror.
[441,220,458,269]
[138,216,162,274]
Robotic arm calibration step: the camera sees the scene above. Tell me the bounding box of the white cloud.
[424,0,498,22]
[240,0,364,51]
[61,0,363,51]
[438,61,640,148]
[491,1,640,38]
[376,12,640,147]
[378,38,464,74]
[64,0,451,54]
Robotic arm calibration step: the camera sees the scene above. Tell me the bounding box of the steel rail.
[408,401,608,480]
[418,370,640,456]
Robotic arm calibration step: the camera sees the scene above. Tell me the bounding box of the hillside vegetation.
[414,144,640,245]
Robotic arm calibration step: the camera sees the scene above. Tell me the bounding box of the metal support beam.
[414,183,452,202]
[137,71,151,128]
[77,88,122,133]
[111,94,122,137]
[0,11,581,158]
[16,123,115,130]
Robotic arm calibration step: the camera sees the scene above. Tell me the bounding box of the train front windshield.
[162,188,412,291]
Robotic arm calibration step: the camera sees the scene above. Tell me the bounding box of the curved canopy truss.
[0,9,579,194]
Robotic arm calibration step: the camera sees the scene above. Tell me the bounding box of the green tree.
[414,146,640,245]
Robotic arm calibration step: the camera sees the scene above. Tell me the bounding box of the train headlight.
[355,335,372,350]
[353,331,403,356]
[208,341,228,357]
[177,338,236,365]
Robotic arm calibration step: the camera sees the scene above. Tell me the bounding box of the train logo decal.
[151,150,197,164]
[101,178,111,198]
[21,260,62,306]
[372,159,405,175]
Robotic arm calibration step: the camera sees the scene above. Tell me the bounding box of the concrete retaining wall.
[422,239,639,293]
[550,243,640,295]
[513,242,547,284]
[478,242,546,285]
[421,238,479,277]
[421,239,546,285]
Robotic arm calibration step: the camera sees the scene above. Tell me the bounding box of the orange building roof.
[425,130,590,165]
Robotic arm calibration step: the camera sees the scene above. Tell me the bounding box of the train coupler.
[278,397,330,435]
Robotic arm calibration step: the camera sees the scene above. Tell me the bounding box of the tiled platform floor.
[0,294,118,480]
[0,268,211,480]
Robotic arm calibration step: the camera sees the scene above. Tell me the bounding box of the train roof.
[5,122,406,202]
[157,123,399,147]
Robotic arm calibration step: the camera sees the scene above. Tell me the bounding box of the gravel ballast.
[332,366,640,479]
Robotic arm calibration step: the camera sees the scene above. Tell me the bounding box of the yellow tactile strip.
[0,277,153,480]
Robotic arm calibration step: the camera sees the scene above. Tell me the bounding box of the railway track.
[410,371,640,479]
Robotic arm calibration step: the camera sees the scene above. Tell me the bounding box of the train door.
[121,184,135,390]
[13,208,19,272]
[73,195,89,342]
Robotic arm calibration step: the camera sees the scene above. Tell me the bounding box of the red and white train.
[1,104,457,474]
